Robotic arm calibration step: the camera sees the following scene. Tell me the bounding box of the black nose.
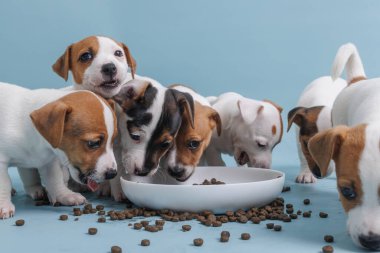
[105,169,117,180]
[359,233,380,250]
[168,166,185,178]
[101,63,117,77]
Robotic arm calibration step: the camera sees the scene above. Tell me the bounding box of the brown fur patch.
[349,76,366,85]
[272,125,277,135]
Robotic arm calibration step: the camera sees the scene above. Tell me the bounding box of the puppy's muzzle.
[105,168,117,180]
[101,63,117,79]
[168,166,194,182]
[359,233,380,250]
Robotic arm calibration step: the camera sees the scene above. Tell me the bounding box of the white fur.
[294,76,346,183]
[203,92,282,169]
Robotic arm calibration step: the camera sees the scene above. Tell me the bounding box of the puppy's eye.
[340,186,356,200]
[87,139,102,149]
[114,50,123,57]
[257,141,267,149]
[79,52,93,62]
[130,132,141,141]
[187,140,201,150]
[160,140,171,149]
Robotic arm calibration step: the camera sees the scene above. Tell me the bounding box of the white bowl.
[120,166,285,214]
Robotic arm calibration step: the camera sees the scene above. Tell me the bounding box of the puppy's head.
[287,106,334,177]
[114,79,194,176]
[309,124,380,250]
[233,98,283,169]
[164,102,222,181]
[30,91,118,192]
[53,36,136,98]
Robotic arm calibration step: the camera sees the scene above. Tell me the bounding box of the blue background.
[0,1,379,252]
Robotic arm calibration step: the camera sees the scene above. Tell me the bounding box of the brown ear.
[308,126,348,178]
[208,108,222,136]
[263,99,283,113]
[287,106,306,132]
[172,90,195,129]
[30,101,72,148]
[121,43,137,79]
[52,45,72,81]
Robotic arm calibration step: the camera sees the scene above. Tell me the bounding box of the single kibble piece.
[319,212,328,218]
[322,245,334,253]
[141,220,149,227]
[73,207,80,212]
[141,239,150,246]
[212,221,222,227]
[74,218,79,221]
[134,223,143,230]
[282,186,291,192]
[238,216,248,223]
[266,223,274,229]
[241,233,251,240]
[303,212,311,218]
[297,210,302,215]
[324,235,334,243]
[145,225,159,232]
[220,235,229,242]
[290,214,298,219]
[285,203,293,208]
[73,210,82,216]
[193,238,204,246]
[98,217,106,223]
[155,219,165,226]
[111,246,122,253]
[303,199,310,205]
[83,209,90,214]
[274,225,282,231]
[96,205,104,211]
[15,219,25,226]
[182,225,192,231]
[283,216,291,222]
[157,225,163,231]
[98,210,106,216]
[90,209,97,214]
[221,231,230,237]
[251,217,261,224]
[84,204,92,210]
[59,215,68,221]
[88,227,97,235]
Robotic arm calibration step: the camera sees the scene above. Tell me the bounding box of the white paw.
[24,185,46,200]
[55,191,86,206]
[111,184,126,202]
[0,200,15,219]
[97,182,111,197]
[295,170,317,184]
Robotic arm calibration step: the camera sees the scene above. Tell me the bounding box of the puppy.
[308,43,380,250]
[52,35,136,98]
[203,92,283,168]
[0,83,117,218]
[107,79,195,200]
[161,85,222,181]
[287,76,347,183]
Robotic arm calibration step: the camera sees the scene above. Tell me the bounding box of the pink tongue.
[87,179,99,192]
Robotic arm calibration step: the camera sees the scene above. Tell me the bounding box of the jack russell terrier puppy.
[107,79,195,200]
[287,76,347,183]
[203,92,283,169]
[309,43,380,250]
[161,85,222,181]
[0,83,117,218]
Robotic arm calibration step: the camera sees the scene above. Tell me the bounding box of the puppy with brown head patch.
[161,85,222,181]
[0,82,117,218]
[309,43,380,250]
[287,76,346,183]
[52,35,136,98]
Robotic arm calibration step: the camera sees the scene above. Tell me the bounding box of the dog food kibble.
[96,205,104,211]
[84,204,92,210]
[303,199,310,205]
[155,219,165,226]
[273,225,282,231]
[220,235,229,242]
[88,228,97,235]
[193,238,204,246]
[73,207,80,212]
[285,204,293,208]
[74,218,79,221]
[266,223,274,229]
[141,220,149,227]
[111,246,122,253]
[134,223,143,230]
[319,212,328,218]
[15,219,25,226]
[297,210,302,215]
[199,178,225,185]
[221,231,230,237]
[98,210,105,216]
[73,210,82,216]
[324,235,334,243]
[322,245,334,253]
[303,211,311,218]
[59,214,68,221]
[283,216,291,222]
[251,217,261,224]
[238,216,248,223]
[145,225,159,232]
[98,217,106,223]
[83,209,90,214]
[241,233,251,240]
[141,239,150,246]
[182,225,192,231]
[282,186,291,192]
[290,214,298,219]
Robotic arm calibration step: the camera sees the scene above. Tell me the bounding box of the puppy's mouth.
[237,151,249,166]
[100,79,120,89]
[77,167,99,192]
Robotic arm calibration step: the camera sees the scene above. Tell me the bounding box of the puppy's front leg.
[17,167,46,200]
[39,159,86,206]
[294,132,316,184]
[204,147,226,166]
[0,163,15,218]
[109,170,126,202]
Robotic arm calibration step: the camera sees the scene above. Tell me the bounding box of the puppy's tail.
[331,43,366,85]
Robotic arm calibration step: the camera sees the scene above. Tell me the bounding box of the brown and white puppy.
[0,82,117,218]
[52,35,136,98]
[309,43,380,250]
[161,85,222,181]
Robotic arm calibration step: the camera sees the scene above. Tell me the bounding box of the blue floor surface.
[0,166,365,253]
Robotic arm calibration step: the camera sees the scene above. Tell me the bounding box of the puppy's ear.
[113,79,154,109]
[308,126,348,178]
[237,98,264,125]
[121,43,137,79]
[30,101,72,148]
[208,108,222,136]
[52,45,72,81]
[172,90,195,129]
[287,106,306,132]
[263,99,283,113]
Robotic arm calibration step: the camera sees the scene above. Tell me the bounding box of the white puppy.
[287,76,347,183]
[0,82,117,218]
[309,43,380,250]
[203,92,283,169]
